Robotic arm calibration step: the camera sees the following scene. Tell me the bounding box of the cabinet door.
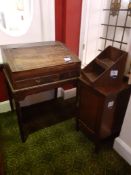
[79,81,105,133]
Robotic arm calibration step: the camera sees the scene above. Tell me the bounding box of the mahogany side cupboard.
[77,46,131,152]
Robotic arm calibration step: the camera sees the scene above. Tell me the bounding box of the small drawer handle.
[35,79,41,83]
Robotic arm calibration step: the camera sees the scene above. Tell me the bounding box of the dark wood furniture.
[77,46,131,152]
[77,76,131,152]
[1,41,81,142]
[81,46,127,87]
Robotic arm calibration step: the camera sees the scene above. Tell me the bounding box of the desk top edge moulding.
[2,41,81,93]
[1,41,80,72]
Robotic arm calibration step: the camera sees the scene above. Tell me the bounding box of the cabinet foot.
[15,101,26,142]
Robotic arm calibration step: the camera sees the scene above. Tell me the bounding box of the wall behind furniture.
[55,0,82,55]
[55,0,82,94]
[79,0,104,67]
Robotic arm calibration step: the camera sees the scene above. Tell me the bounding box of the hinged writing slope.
[81,46,127,87]
[2,41,81,90]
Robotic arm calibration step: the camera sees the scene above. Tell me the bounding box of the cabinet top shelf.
[95,58,114,69]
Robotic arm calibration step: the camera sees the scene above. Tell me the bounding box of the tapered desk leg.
[76,82,80,131]
[6,81,14,111]
[14,100,26,142]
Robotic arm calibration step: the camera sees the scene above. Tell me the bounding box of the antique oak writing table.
[2,41,81,142]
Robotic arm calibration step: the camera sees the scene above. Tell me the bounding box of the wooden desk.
[2,41,81,142]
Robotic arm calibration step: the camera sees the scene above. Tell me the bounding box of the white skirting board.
[61,88,76,100]
[0,88,76,113]
[0,100,11,113]
[113,137,131,165]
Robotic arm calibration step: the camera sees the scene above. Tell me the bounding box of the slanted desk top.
[2,41,80,72]
[2,41,81,92]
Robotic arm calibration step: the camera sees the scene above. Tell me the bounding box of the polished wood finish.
[77,46,130,152]
[2,41,80,91]
[81,46,127,87]
[77,75,131,152]
[2,41,81,142]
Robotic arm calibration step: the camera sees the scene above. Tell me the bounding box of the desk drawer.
[60,70,79,80]
[14,70,79,89]
[15,74,59,89]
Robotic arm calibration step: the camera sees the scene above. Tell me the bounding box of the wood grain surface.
[2,41,79,72]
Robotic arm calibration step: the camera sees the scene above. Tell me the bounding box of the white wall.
[40,0,55,41]
[114,95,131,165]
[79,0,104,67]
[0,0,55,44]
[120,97,131,147]
[0,0,42,45]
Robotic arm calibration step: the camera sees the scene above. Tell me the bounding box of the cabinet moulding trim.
[113,137,131,166]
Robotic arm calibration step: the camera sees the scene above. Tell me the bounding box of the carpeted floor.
[0,100,131,175]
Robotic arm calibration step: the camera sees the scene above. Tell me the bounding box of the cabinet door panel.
[79,82,104,132]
